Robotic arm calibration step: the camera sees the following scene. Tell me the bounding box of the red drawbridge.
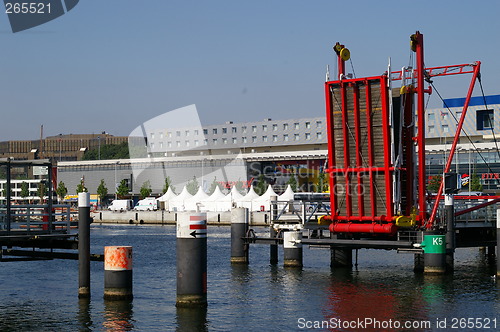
[323,31,482,236]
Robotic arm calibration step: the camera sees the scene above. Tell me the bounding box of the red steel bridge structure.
[322,31,495,237]
[245,31,498,272]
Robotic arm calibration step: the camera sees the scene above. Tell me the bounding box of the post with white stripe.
[445,194,455,272]
[78,192,91,299]
[283,230,303,268]
[231,208,249,264]
[176,212,207,307]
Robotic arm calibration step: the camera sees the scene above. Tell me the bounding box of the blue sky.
[1,0,499,140]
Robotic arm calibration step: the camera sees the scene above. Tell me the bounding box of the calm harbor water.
[0,224,498,331]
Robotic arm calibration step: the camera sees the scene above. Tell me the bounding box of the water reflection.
[176,307,208,332]
[102,300,135,331]
[323,269,431,330]
[77,298,93,331]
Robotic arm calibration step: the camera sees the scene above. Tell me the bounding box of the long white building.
[53,94,500,197]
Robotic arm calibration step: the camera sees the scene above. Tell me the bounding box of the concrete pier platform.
[92,210,271,226]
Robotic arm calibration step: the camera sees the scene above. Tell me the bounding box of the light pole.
[114,161,118,200]
[98,136,101,160]
[59,134,62,161]
[468,144,471,192]
[456,146,462,174]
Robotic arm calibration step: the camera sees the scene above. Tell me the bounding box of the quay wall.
[91,210,272,226]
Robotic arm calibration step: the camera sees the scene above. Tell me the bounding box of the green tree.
[116,179,130,198]
[20,181,30,201]
[82,142,130,160]
[76,178,87,194]
[140,180,152,199]
[97,179,108,206]
[427,174,442,193]
[208,177,220,195]
[56,181,68,203]
[234,179,245,195]
[316,172,329,193]
[37,181,48,202]
[186,176,199,195]
[255,174,267,195]
[162,176,175,194]
[469,172,483,192]
[287,173,298,191]
[1,187,13,200]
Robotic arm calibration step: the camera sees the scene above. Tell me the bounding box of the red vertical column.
[403,92,415,216]
[380,76,393,219]
[415,32,427,223]
[353,84,364,217]
[365,81,376,218]
[324,82,338,215]
[340,83,352,218]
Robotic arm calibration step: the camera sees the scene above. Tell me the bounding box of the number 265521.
[5,2,51,14]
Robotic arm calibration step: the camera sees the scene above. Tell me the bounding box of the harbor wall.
[92,210,272,226]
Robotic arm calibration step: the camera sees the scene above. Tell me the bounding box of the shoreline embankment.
[92,210,272,226]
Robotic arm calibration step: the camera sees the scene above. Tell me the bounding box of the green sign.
[421,235,446,254]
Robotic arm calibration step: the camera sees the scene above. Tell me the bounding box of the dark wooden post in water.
[283,230,303,268]
[445,194,455,272]
[231,208,249,264]
[270,226,278,265]
[330,247,353,268]
[176,213,207,307]
[104,246,133,300]
[330,232,352,268]
[78,192,91,298]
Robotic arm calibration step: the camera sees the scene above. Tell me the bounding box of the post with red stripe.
[176,212,207,307]
[104,246,133,301]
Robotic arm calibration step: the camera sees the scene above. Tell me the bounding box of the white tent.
[278,184,300,212]
[219,186,245,210]
[203,186,229,211]
[157,187,178,211]
[169,186,193,212]
[278,185,295,201]
[236,185,261,210]
[229,185,245,201]
[185,187,210,211]
[252,185,278,211]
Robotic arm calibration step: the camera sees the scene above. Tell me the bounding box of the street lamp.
[98,136,101,160]
[59,134,62,161]
[114,161,119,200]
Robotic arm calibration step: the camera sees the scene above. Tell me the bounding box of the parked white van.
[134,197,158,211]
[108,199,133,212]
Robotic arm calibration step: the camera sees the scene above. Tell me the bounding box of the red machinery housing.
[324,32,481,235]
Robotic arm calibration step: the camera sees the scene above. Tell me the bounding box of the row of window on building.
[150,132,324,150]
[150,120,324,141]
[427,109,494,132]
